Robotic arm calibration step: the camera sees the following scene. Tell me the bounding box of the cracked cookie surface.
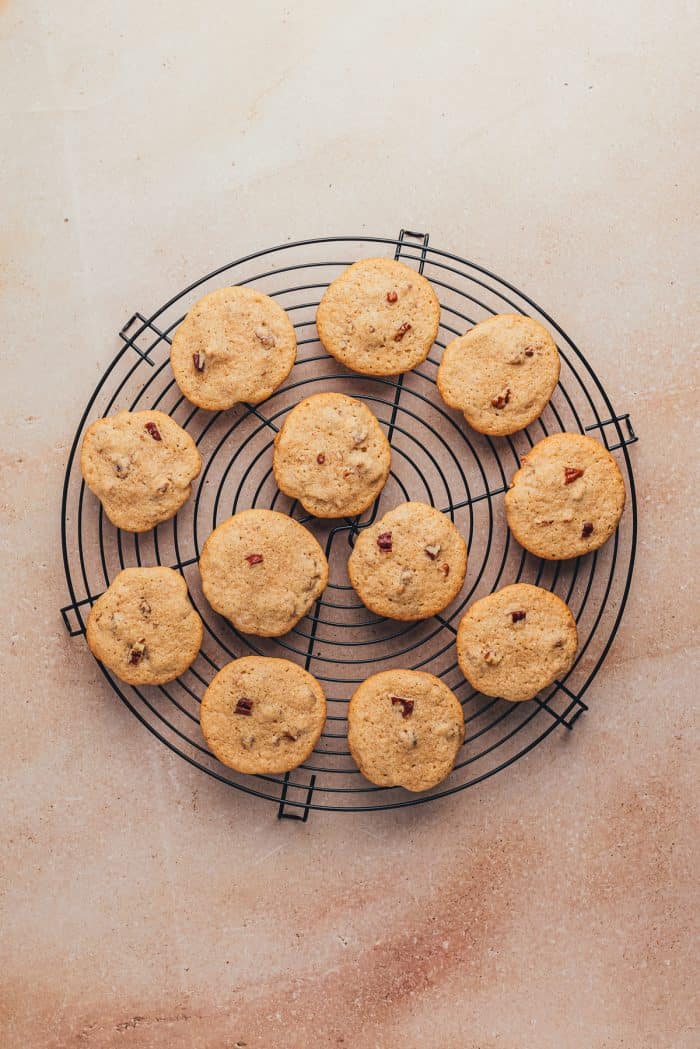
[437,313,560,436]
[347,669,465,792]
[170,286,296,410]
[457,583,578,702]
[80,409,201,532]
[86,567,203,685]
[273,392,391,518]
[316,257,440,375]
[347,501,467,620]
[505,433,626,559]
[199,509,328,637]
[200,656,326,775]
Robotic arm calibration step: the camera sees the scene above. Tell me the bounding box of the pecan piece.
[254,325,276,347]
[491,388,511,410]
[234,697,253,716]
[394,322,412,342]
[139,599,151,616]
[391,695,414,718]
[564,467,584,484]
[377,532,393,552]
[386,290,398,303]
[581,521,594,538]
[245,553,264,565]
[439,562,450,577]
[316,453,325,464]
[144,421,161,441]
[511,610,526,623]
[128,639,146,666]
[192,352,205,372]
[424,543,441,560]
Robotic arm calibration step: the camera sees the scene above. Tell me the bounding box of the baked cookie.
[505,433,626,560]
[273,392,391,518]
[86,567,203,686]
[200,656,326,774]
[199,509,328,637]
[437,314,560,436]
[170,286,296,410]
[347,669,465,792]
[80,410,201,533]
[316,257,440,375]
[347,501,467,620]
[456,583,578,702]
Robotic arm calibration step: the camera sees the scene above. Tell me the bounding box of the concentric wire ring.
[60,233,638,815]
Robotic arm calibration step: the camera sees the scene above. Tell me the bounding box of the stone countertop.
[1,2,697,1047]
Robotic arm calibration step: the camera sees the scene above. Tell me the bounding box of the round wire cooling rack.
[60,230,639,818]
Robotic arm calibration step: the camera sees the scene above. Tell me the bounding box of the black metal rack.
[60,231,638,817]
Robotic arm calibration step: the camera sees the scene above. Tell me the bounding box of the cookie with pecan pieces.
[86,567,203,685]
[316,257,440,375]
[347,669,465,791]
[273,392,391,518]
[456,583,578,702]
[437,314,560,436]
[200,656,326,774]
[347,501,467,620]
[80,410,201,532]
[199,509,328,637]
[505,433,625,559]
[170,286,296,410]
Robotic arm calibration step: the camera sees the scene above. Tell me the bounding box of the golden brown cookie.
[86,567,203,685]
[81,407,202,528]
[273,392,391,518]
[505,433,626,560]
[199,509,328,637]
[170,286,296,410]
[80,410,201,532]
[316,257,440,375]
[437,314,560,436]
[347,501,467,620]
[347,669,465,792]
[456,583,578,702]
[200,656,326,775]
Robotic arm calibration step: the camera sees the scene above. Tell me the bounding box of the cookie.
[86,567,203,686]
[456,583,578,702]
[505,433,626,560]
[199,509,328,637]
[80,410,201,532]
[200,656,326,775]
[170,286,296,410]
[273,392,391,518]
[347,669,465,792]
[316,257,440,375]
[347,501,467,620]
[437,314,560,436]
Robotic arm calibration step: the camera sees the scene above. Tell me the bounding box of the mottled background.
[1,2,698,1047]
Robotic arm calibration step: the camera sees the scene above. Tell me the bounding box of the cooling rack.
[60,231,638,818]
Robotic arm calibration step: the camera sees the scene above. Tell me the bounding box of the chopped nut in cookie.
[377,532,393,551]
[491,388,511,410]
[394,322,412,342]
[564,466,584,484]
[483,647,503,666]
[391,695,414,718]
[128,639,146,665]
[254,325,276,347]
[234,697,253,716]
[439,562,450,577]
[424,543,441,560]
[139,599,151,616]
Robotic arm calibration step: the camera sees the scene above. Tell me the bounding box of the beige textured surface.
[1,2,698,1048]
